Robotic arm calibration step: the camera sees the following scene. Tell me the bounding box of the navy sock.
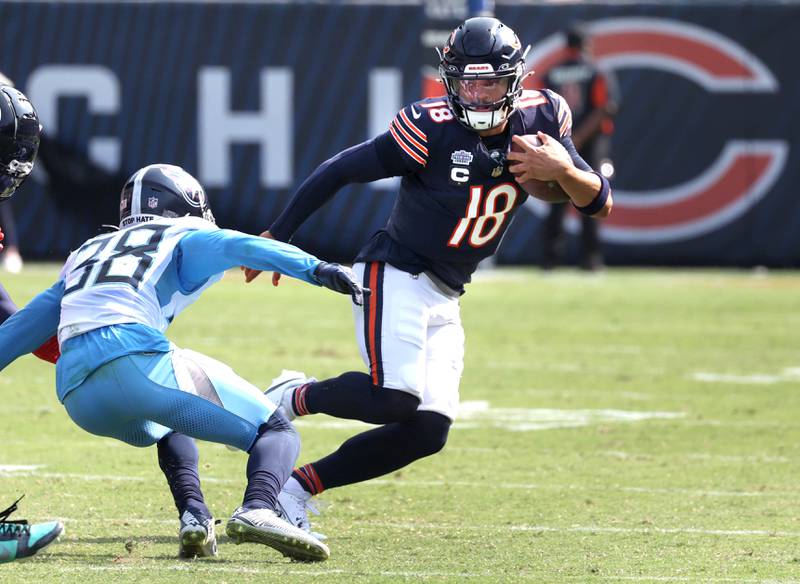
[304,372,419,424]
[0,282,17,325]
[242,410,299,510]
[157,432,208,516]
[294,411,451,494]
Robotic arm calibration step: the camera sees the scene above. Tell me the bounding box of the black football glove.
[313,262,369,306]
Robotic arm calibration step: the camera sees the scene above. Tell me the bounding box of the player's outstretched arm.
[179,228,319,286]
[243,230,280,285]
[177,229,367,305]
[247,136,403,283]
[0,280,63,371]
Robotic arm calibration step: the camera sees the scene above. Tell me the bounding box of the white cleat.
[178,509,218,559]
[264,369,316,421]
[226,506,329,562]
[277,486,326,541]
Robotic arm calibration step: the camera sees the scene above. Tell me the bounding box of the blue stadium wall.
[0,2,796,267]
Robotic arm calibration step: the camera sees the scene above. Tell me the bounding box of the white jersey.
[58,217,221,345]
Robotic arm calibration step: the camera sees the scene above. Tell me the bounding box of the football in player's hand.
[510,135,571,203]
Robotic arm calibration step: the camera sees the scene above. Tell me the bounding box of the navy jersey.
[356,89,587,291]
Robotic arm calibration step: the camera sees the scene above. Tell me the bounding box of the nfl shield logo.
[147,196,159,209]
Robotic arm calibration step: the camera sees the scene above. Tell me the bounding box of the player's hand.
[507,132,572,183]
[0,226,4,253]
[242,230,281,285]
[313,262,370,306]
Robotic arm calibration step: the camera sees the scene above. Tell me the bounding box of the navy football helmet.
[0,85,41,200]
[119,164,214,228]
[438,17,530,131]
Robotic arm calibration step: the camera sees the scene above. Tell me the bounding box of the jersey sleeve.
[0,280,64,371]
[269,139,398,242]
[176,228,321,288]
[384,104,431,171]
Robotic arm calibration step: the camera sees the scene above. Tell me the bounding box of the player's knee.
[371,387,420,422]
[251,409,300,456]
[412,411,451,457]
[259,408,297,438]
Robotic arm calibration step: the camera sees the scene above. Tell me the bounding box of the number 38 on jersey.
[64,224,169,295]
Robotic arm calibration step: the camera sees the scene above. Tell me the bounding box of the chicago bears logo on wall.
[524,17,788,244]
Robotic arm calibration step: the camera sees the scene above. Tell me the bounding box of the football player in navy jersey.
[0,82,60,361]
[0,82,64,563]
[244,17,613,536]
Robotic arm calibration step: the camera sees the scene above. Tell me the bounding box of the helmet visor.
[449,76,512,111]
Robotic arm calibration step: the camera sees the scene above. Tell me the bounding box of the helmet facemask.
[0,160,35,200]
[437,17,530,132]
[439,61,527,131]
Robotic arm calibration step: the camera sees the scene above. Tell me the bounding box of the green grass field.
[1,265,799,583]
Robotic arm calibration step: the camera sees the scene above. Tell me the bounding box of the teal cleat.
[0,496,64,563]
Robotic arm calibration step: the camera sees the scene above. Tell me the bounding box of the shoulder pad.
[540,89,572,138]
[517,89,548,111]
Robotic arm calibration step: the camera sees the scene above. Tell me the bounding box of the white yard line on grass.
[0,464,42,472]
[598,450,792,463]
[372,521,800,538]
[296,401,684,432]
[0,470,235,483]
[2,468,794,498]
[52,517,800,539]
[693,368,800,385]
[34,565,800,583]
[366,478,795,498]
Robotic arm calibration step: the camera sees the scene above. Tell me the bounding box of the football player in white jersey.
[0,163,366,561]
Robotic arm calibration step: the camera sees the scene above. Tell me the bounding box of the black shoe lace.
[0,495,31,536]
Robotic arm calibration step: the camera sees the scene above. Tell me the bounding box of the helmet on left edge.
[0,85,41,200]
